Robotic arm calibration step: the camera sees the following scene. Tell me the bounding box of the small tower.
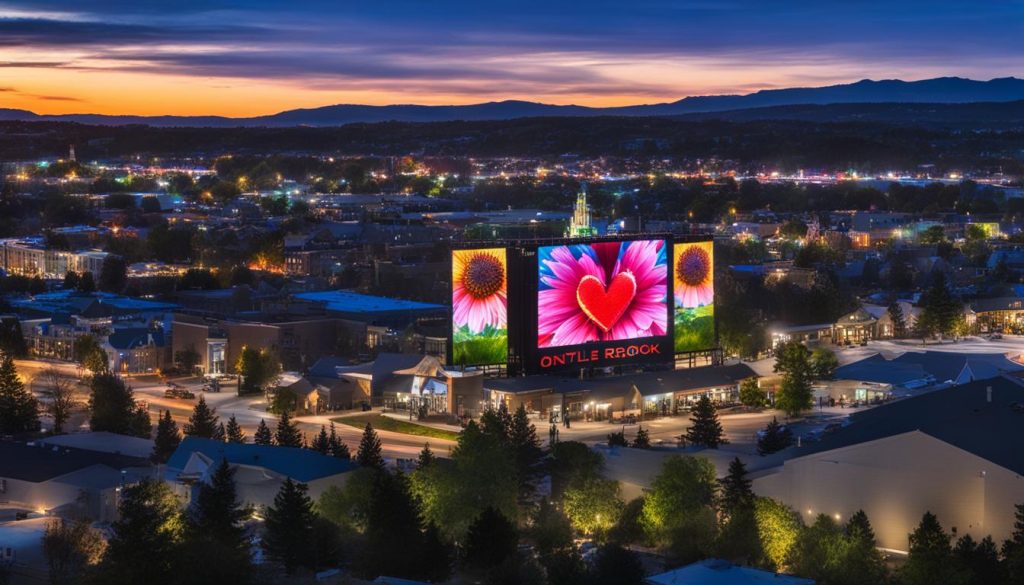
[68,145,76,162]
[567,182,598,237]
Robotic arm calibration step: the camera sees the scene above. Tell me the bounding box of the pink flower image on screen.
[538,240,667,348]
[452,248,507,334]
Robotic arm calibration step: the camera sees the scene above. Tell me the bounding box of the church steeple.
[567,182,597,237]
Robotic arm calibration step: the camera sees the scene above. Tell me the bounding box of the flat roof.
[486,363,756,397]
[294,290,445,314]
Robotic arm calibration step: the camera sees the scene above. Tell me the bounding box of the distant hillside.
[2,77,1024,128]
[677,100,1024,129]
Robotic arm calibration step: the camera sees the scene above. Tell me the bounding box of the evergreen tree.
[843,510,888,585]
[479,403,512,444]
[417,442,436,468]
[274,410,303,447]
[420,521,453,582]
[253,418,273,445]
[0,352,39,434]
[632,425,651,449]
[151,410,181,464]
[358,470,424,579]
[718,457,754,520]
[685,394,727,448]
[88,373,151,438]
[919,272,962,338]
[757,416,794,456]
[590,542,645,585]
[509,404,542,492]
[183,395,219,439]
[1003,503,1024,584]
[955,534,1005,585]
[311,425,331,454]
[214,421,226,442]
[62,271,80,290]
[179,459,252,585]
[225,414,246,443]
[888,301,908,338]
[739,377,766,408]
[94,480,182,585]
[356,423,385,468]
[464,507,518,570]
[264,478,316,574]
[902,512,965,585]
[327,422,350,459]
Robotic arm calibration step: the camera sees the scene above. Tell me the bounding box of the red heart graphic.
[576,271,637,333]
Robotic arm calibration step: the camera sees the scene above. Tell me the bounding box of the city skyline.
[1,0,1022,116]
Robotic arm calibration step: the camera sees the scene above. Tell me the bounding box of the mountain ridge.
[3,77,1024,128]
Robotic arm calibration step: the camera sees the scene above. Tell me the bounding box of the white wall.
[753,431,1024,551]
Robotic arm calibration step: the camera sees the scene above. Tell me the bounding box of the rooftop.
[293,290,445,315]
[646,559,813,585]
[0,440,149,483]
[167,437,359,482]
[485,363,756,397]
[797,376,1024,475]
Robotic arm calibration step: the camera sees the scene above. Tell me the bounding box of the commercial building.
[0,237,110,279]
[752,377,1024,552]
[485,363,756,421]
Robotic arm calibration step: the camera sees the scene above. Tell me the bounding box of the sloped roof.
[0,441,148,483]
[836,351,1022,386]
[107,327,165,350]
[797,377,1024,475]
[166,437,358,482]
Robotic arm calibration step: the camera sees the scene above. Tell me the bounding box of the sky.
[1,0,1021,117]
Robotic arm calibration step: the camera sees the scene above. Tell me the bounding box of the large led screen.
[673,240,715,352]
[538,240,668,349]
[452,248,508,366]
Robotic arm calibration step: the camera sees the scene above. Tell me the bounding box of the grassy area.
[333,413,461,441]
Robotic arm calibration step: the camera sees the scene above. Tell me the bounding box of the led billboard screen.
[535,239,670,370]
[673,240,715,352]
[452,247,508,366]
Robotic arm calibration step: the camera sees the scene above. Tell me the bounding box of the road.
[16,359,455,460]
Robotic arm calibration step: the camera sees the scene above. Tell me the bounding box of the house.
[752,377,1024,551]
[647,559,813,585]
[275,371,322,415]
[0,440,152,522]
[165,438,359,509]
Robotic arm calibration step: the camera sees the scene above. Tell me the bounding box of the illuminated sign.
[451,247,508,366]
[673,240,715,352]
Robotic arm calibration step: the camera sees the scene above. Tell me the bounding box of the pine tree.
[888,301,908,338]
[183,395,219,439]
[356,423,385,468]
[417,442,436,468]
[757,416,794,455]
[89,373,150,438]
[253,419,273,445]
[225,415,246,443]
[631,425,651,449]
[509,404,542,489]
[419,521,453,582]
[0,352,39,434]
[94,480,181,584]
[902,512,960,585]
[718,457,754,519]
[151,410,181,463]
[180,458,252,583]
[464,507,518,570]
[214,421,226,442]
[274,411,303,447]
[264,478,315,574]
[327,423,350,459]
[685,394,727,448]
[311,425,331,454]
[1002,503,1024,583]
